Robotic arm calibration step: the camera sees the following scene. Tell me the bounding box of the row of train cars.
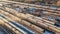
[0,1,60,34]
